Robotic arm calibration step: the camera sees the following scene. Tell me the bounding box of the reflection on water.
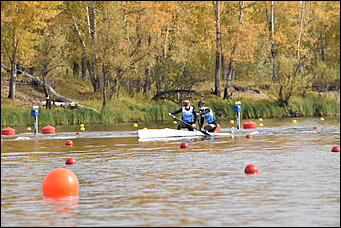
[42,198,79,227]
[1,117,340,227]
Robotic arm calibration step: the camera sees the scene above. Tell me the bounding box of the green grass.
[208,99,287,119]
[1,106,33,127]
[101,95,179,123]
[206,95,339,119]
[1,94,339,127]
[290,94,340,117]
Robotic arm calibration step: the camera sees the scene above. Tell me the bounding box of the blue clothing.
[202,108,216,123]
[170,105,197,131]
[182,106,195,122]
[170,106,197,123]
[199,107,216,124]
[199,107,217,132]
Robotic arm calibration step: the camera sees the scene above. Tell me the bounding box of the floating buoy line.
[1,125,339,142]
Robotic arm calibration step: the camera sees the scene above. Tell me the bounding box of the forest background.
[1,1,340,127]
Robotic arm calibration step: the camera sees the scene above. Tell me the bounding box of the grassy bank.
[1,96,179,127]
[210,93,340,119]
[1,94,339,128]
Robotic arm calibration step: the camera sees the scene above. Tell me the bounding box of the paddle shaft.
[169,114,210,136]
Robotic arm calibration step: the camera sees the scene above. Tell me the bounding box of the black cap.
[198,101,204,107]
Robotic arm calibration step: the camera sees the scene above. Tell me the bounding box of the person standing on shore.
[169,100,197,131]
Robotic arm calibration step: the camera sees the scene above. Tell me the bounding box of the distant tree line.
[1,1,339,108]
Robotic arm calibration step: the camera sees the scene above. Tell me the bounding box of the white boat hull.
[138,128,233,141]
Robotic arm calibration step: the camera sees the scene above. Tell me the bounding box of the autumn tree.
[118,1,165,97]
[220,1,264,99]
[96,1,128,106]
[64,1,102,92]
[303,1,340,94]
[151,2,213,100]
[32,23,67,104]
[1,1,61,99]
[265,1,279,82]
[269,1,310,106]
[1,1,338,108]
[117,1,212,103]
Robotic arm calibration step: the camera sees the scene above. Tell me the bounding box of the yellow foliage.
[2,1,62,65]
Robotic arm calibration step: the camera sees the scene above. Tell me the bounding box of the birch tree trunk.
[297,1,306,98]
[223,1,244,99]
[86,1,101,92]
[81,56,87,80]
[143,35,152,95]
[8,59,17,99]
[213,1,221,96]
[102,65,108,107]
[143,67,151,95]
[8,40,19,99]
[278,1,306,105]
[90,1,97,41]
[269,1,279,82]
[320,30,326,61]
[163,27,169,60]
[124,1,129,40]
[223,62,234,99]
[67,1,100,92]
[221,55,227,80]
[296,1,305,63]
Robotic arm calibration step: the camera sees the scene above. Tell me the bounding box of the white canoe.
[138,128,234,141]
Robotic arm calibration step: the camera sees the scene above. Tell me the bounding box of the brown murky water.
[1,117,340,227]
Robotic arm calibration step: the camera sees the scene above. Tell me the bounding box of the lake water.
[1,117,340,227]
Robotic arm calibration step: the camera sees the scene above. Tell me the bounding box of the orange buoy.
[180,142,189,149]
[65,140,73,146]
[243,120,257,129]
[244,164,258,175]
[313,126,319,130]
[215,124,221,131]
[65,158,77,165]
[42,125,55,134]
[245,134,252,138]
[331,146,340,152]
[75,132,81,135]
[2,127,15,135]
[42,168,79,200]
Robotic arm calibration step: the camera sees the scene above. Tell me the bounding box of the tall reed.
[290,94,340,117]
[206,95,339,119]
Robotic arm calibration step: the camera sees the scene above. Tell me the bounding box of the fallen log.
[1,64,99,113]
[152,89,196,101]
[233,85,260,94]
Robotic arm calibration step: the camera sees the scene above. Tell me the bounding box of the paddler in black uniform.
[197,101,218,132]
